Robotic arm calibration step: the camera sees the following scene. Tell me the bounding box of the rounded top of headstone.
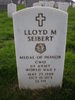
[13,7,68,17]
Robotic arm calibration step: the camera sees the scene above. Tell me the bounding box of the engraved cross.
[36,13,46,27]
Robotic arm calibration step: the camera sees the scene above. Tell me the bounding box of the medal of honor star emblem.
[35,43,46,54]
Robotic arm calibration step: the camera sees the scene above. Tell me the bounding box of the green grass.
[0,5,75,100]
[17,4,25,10]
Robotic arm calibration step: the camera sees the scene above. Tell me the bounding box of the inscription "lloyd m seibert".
[24,29,56,42]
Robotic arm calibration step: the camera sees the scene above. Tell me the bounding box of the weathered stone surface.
[57,2,69,12]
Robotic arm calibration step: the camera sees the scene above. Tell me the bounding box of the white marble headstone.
[40,1,55,7]
[7,3,16,18]
[72,3,75,8]
[39,1,46,6]
[49,1,55,7]
[22,1,24,4]
[13,7,68,89]
[18,0,21,4]
[54,2,58,9]
[69,2,72,6]
[57,2,69,12]
[43,1,50,7]
[33,1,54,7]
[33,2,41,7]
